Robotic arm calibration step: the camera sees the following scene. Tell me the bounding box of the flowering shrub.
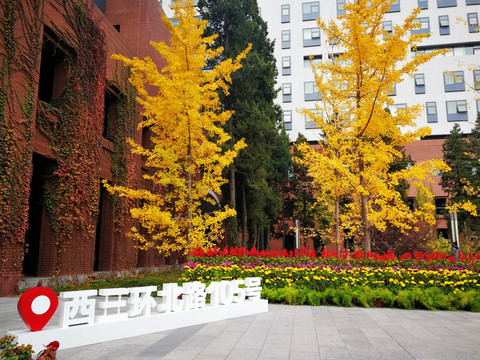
[0,336,58,360]
[182,264,480,293]
[188,246,480,269]
[183,246,480,310]
[0,335,33,360]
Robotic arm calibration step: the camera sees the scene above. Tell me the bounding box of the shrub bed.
[183,246,480,311]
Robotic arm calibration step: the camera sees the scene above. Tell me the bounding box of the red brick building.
[0,0,172,296]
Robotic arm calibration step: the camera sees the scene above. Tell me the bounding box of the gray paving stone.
[226,349,260,360]
[317,334,346,347]
[2,300,480,359]
[258,342,290,360]
[319,346,352,359]
[200,340,236,356]
[289,351,321,360]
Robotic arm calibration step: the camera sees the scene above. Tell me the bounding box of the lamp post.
[450,211,459,260]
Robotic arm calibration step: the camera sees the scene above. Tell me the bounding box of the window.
[281,4,290,23]
[94,0,105,12]
[303,28,321,47]
[103,88,119,140]
[438,15,450,35]
[282,30,290,49]
[426,102,438,122]
[282,56,291,76]
[467,13,479,33]
[282,83,292,102]
[337,0,346,16]
[437,0,456,7]
[283,110,292,130]
[303,54,322,68]
[388,0,400,13]
[412,17,430,35]
[465,44,480,55]
[383,20,393,37]
[302,1,319,21]
[418,0,428,9]
[412,43,480,58]
[474,69,480,90]
[38,27,69,103]
[388,103,407,116]
[446,100,468,121]
[467,0,480,4]
[304,81,319,101]
[388,82,396,96]
[435,198,446,215]
[414,73,425,94]
[444,71,465,92]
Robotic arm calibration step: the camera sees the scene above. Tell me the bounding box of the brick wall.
[0,0,171,296]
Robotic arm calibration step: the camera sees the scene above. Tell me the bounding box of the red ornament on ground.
[17,287,58,332]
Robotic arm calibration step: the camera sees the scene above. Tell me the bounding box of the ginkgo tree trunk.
[297,0,450,253]
[104,0,249,255]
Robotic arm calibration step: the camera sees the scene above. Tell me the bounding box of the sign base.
[9,300,268,353]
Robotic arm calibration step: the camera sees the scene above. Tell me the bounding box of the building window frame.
[438,15,450,35]
[414,73,426,94]
[283,110,292,130]
[302,1,320,21]
[337,0,346,16]
[467,13,479,33]
[444,71,465,92]
[303,27,321,47]
[281,4,290,23]
[282,56,291,76]
[474,69,480,91]
[383,20,393,37]
[281,30,291,49]
[282,83,292,103]
[388,103,407,116]
[412,17,430,35]
[418,0,428,9]
[303,54,322,68]
[446,100,468,121]
[426,101,438,123]
[388,82,396,96]
[304,81,319,101]
[387,0,400,13]
[437,0,457,7]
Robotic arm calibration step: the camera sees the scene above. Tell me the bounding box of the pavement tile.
[319,346,352,359]
[258,343,290,360]
[226,349,260,360]
[289,351,321,360]
[2,301,480,359]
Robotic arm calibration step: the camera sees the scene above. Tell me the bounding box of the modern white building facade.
[257,0,480,142]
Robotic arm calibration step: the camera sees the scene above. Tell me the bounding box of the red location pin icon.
[17,287,58,332]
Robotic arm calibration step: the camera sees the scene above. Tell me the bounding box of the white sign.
[9,278,268,353]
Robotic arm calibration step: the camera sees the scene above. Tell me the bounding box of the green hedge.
[262,285,480,311]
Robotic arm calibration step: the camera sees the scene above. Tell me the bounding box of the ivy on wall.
[35,0,106,274]
[110,66,138,235]
[1,0,145,281]
[0,0,43,277]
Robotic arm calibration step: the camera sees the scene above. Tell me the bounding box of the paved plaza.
[1,296,480,359]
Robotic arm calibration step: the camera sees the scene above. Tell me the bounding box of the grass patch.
[50,270,183,293]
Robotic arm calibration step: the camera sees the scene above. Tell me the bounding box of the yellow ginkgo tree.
[104,0,249,255]
[298,0,450,253]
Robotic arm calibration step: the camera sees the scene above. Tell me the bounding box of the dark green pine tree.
[441,116,480,250]
[197,0,292,249]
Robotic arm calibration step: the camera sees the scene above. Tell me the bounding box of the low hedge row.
[262,285,480,311]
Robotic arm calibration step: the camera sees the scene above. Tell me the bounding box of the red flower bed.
[188,246,480,267]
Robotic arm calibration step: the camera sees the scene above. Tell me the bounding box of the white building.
[162,0,479,141]
[255,0,480,142]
